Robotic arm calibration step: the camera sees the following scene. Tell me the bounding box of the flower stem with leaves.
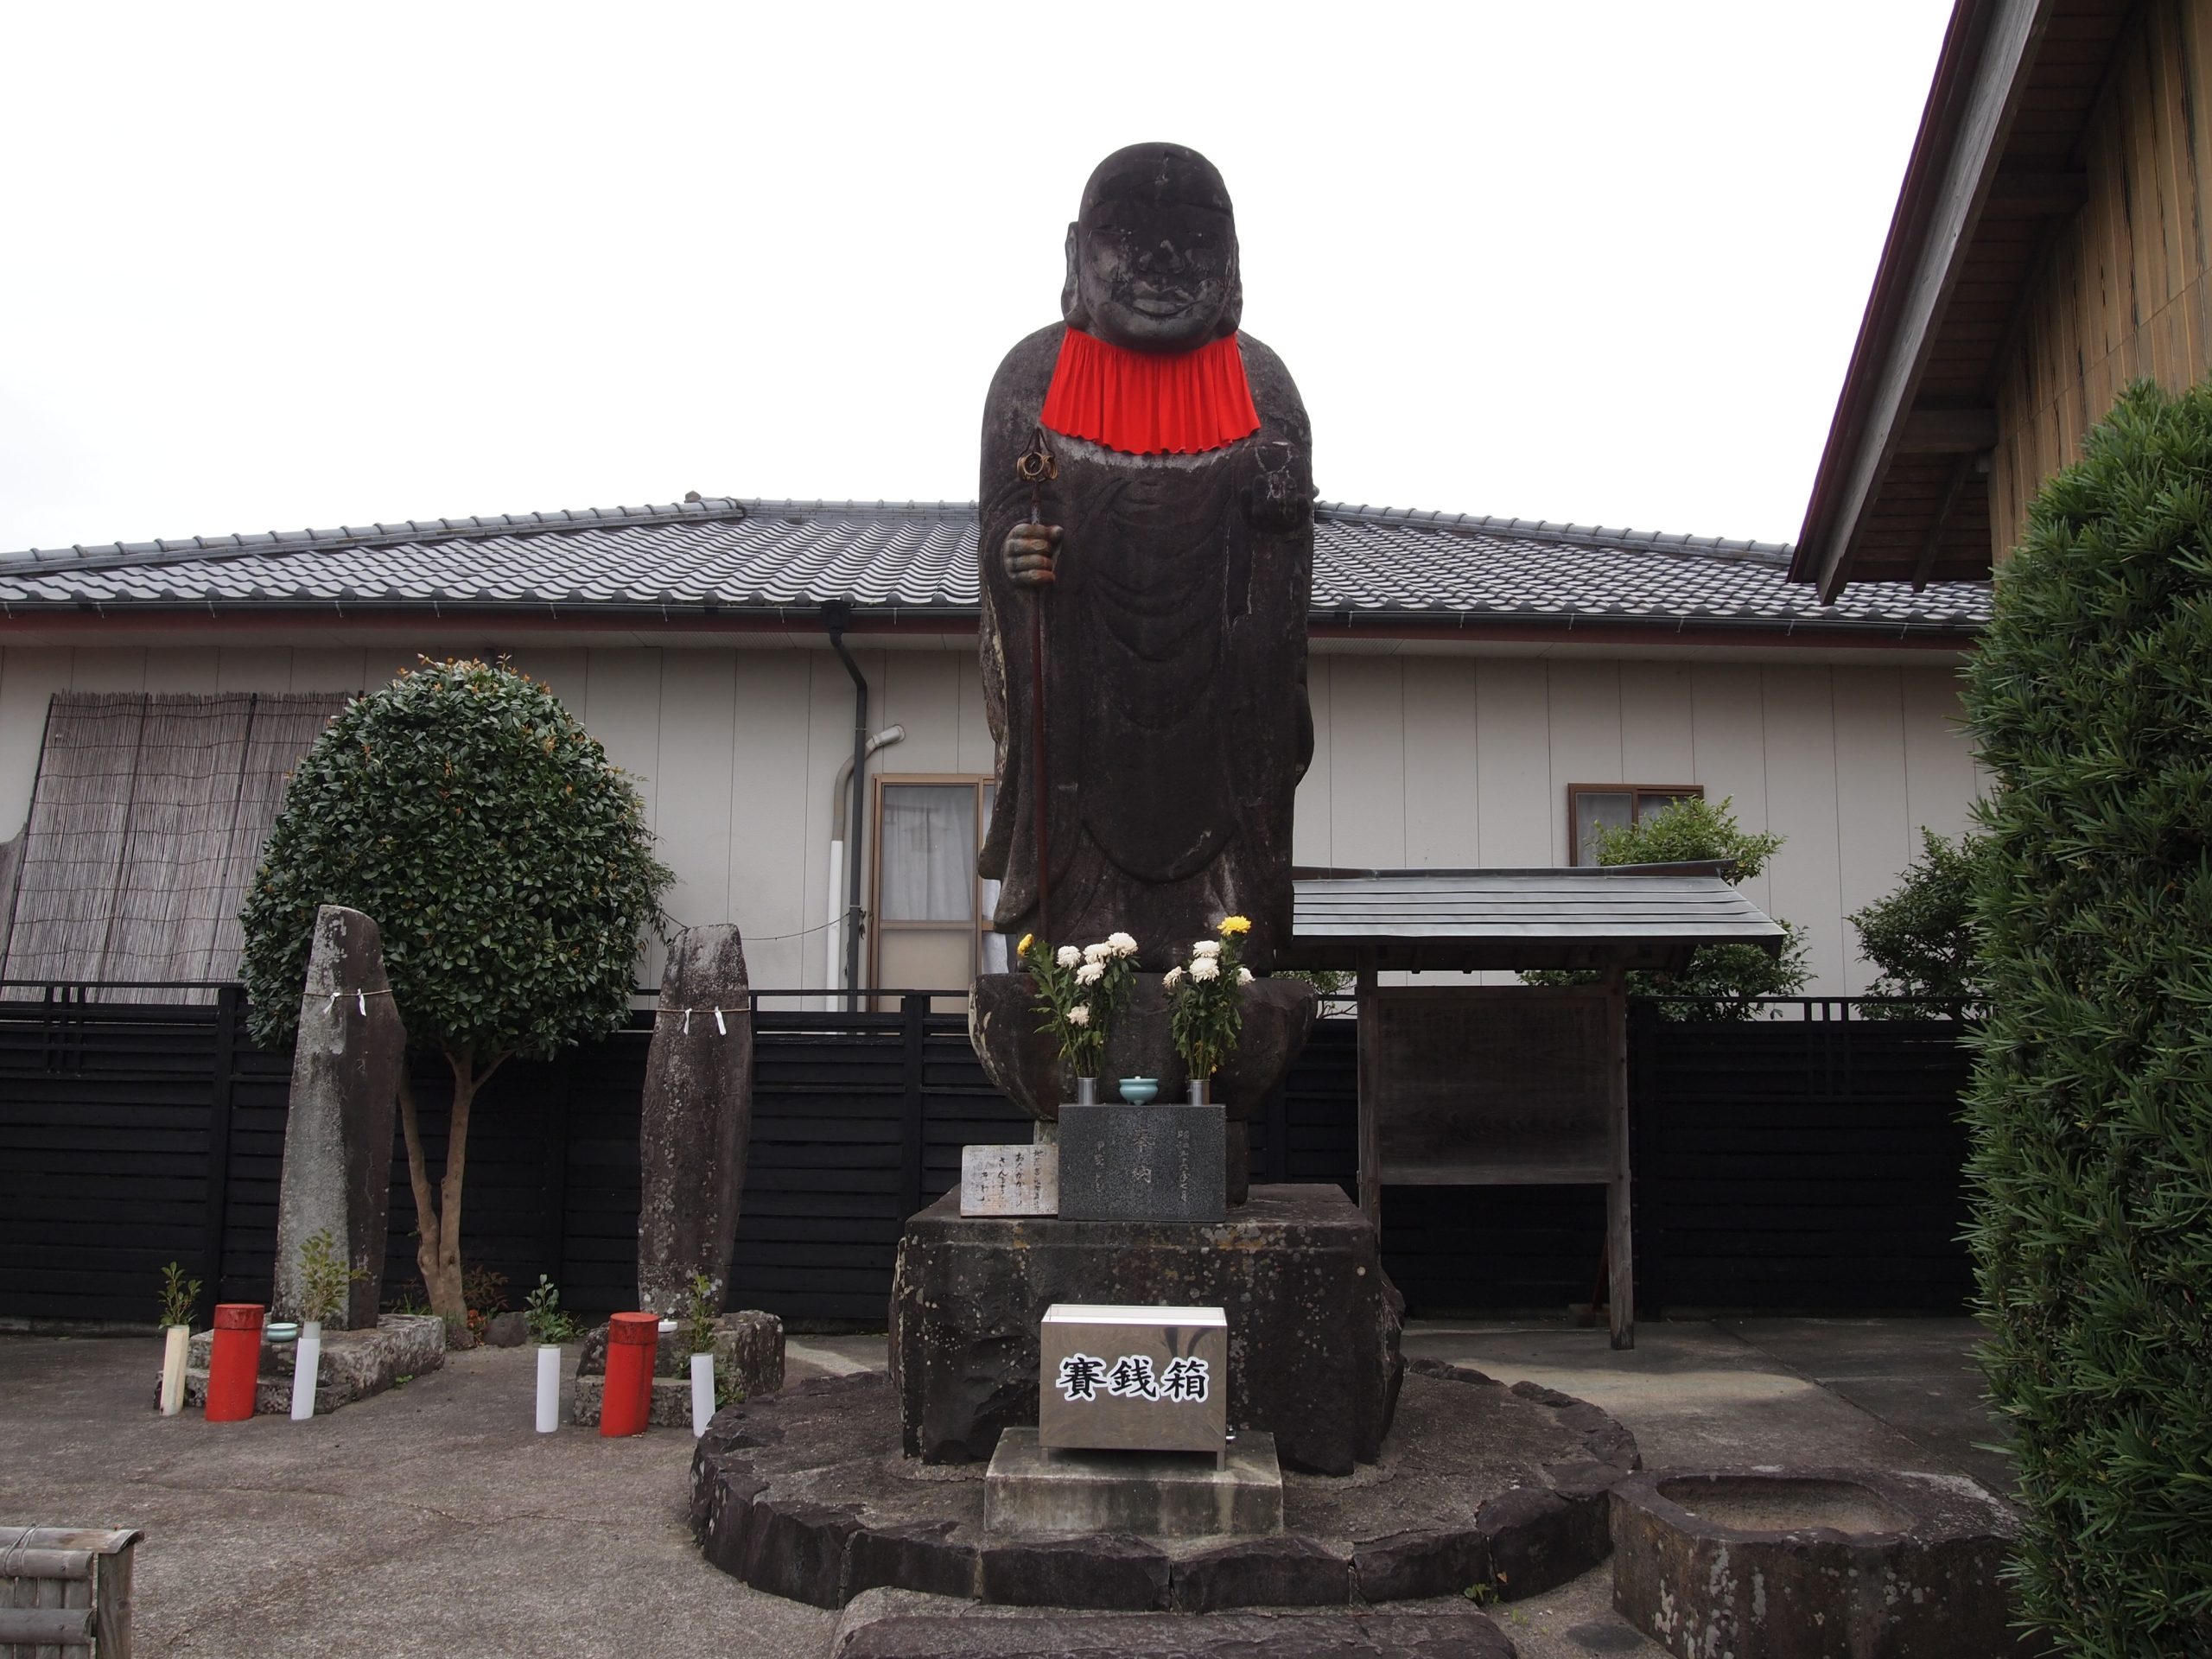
[1017,931,1139,1084]
[1166,916,1255,1084]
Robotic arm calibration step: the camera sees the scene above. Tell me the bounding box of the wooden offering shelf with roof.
[1280,861,1786,1350]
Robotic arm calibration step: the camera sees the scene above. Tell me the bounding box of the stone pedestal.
[984,1428,1282,1539]
[889,1185,1402,1476]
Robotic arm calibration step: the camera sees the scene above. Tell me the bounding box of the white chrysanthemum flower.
[1237,967,1255,985]
[1066,1003,1090,1027]
[1162,965,1185,989]
[1082,941,1110,964]
[1056,945,1082,969]
[1190,957,1221,982]
[1107,931,1138,957]
[1192,939,1222,959]
[1075,961,1104,985]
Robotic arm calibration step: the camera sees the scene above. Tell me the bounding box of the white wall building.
[0,498,1987,999]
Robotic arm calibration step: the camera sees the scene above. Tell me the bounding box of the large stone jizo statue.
[978,142,1314,975]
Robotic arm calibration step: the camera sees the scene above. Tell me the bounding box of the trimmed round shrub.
[1961,378,2212,1655]
[240,658,671,1324]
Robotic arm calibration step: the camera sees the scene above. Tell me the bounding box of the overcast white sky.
[0,3,1951,555]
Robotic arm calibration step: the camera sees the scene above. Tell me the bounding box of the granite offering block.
[983,1427,1282,1539]
[1056,1102,1224,1223]
[889,1185,1402,1476]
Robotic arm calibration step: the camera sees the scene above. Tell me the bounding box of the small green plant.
[522,1274,583,1346]
[1460,1580,1498,1606]
[384,1281,431,1317]
[157,1262,201,1329]
[297,1228,365,1324]
[1523,796,1810,1018]
[1847,827,1984,1017]
[463,1263,509,1316]
[684,1271,719,1356]
[1166,916,1253,1081]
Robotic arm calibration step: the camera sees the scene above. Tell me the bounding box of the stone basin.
[1656,1473,1914,1537]
[1611,1468,2029,1658]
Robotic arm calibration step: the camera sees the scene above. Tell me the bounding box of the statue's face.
[1068,147,1240,353]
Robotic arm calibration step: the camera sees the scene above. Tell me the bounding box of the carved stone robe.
[976,324,1313,973]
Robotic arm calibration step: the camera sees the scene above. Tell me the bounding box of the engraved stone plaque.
[960,1143,1058,1217]
[1056,1102,1225,1222]
[1039,1302,1227,1457]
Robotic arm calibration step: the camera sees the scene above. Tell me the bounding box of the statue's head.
[1063,143,1243,353]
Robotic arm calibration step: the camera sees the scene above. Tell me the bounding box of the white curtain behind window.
[880,785,976,922]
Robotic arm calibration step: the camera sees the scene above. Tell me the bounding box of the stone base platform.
[985,1428,1281,1539]
[890,1184,1402,1476]
[168,1313,444,1416]
[690,1359,1639,1611]
[830,1588,1515,1658]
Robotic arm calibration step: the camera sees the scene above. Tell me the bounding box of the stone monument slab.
[638,924,753,1315]
[273,905,407,1330]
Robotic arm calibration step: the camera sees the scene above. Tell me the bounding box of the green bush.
[1523,795,1809,1018]
[241,658,671,1325]
[1961,378,2212,1656]
[1847,827,1984,1017]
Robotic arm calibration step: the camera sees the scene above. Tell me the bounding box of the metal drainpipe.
[824,604,868,1013]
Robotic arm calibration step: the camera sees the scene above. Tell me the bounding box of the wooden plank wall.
[1991,0,2212,556]
[0,994,1977,1330]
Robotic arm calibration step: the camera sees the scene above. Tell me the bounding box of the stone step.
[830,1588,1513,1658]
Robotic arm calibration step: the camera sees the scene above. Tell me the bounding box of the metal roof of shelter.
[1282,861,1787,974]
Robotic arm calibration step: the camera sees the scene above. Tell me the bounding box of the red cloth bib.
[1039,327,1261,455]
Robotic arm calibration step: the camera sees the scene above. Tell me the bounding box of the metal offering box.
[1038,1302,1227,1459]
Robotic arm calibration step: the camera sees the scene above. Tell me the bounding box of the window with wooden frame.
[869,775,1007,1007]
[1567,784,1703,866]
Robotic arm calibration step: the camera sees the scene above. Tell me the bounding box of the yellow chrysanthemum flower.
[1016,932,1034,957]
[1218,915,1252,936]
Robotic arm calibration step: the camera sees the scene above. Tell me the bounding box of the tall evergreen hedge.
[1961,379,2212,1656]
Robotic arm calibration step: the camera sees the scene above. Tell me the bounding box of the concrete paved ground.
[0,1318,2008,1657]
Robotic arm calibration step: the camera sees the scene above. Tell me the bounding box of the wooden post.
[1355,951,1380,1226]
[200,983,241,1317]
[899,993,929,1219]
[1604,969,1634,1350]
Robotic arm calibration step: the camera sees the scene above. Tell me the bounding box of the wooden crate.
[0,1526,140,1656]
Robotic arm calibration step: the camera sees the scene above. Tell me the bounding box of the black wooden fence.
[0,988,1975,1330]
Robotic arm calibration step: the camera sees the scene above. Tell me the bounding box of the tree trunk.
[393,1050,507,1337]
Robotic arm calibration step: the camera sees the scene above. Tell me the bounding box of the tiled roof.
[0,498,1989,633]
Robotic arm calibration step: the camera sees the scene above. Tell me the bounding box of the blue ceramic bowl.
[1117,1076,1160,1104]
